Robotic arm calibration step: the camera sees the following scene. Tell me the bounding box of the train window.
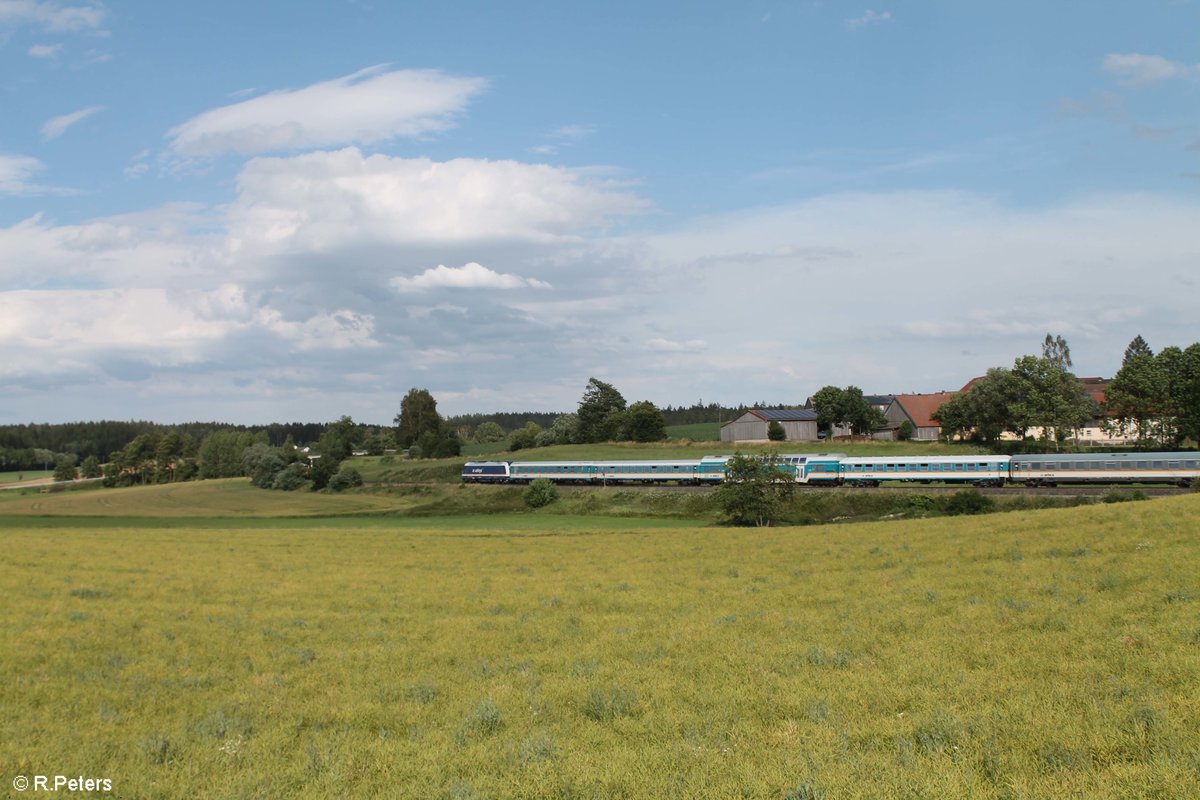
[1168,461,1179,469]
[1105,462,1116,470]
[1153,461,1164,469]
[1186,461,1198,469]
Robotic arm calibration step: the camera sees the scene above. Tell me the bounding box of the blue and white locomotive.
[463,451,1200,487]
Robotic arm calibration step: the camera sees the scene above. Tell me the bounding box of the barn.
[720,409,819,443]
[883,393,958,440]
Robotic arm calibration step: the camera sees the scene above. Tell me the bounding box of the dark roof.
[749,408,818,422]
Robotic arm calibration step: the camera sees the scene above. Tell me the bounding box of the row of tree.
[931,334,1200,451]
[933,335,1092,449]
[1104,336,1200,449]
[395,379,669,457]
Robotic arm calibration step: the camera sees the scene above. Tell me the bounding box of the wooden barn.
[720,409,819,443]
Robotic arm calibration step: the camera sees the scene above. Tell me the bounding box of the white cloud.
[391,262,551,292]
[166,66,488,157]
[847,9,893,30]
[225,147,649,252]
[0,0,106,32]
[28,42,62,57]
[1102,53,1199,86]
[0,154,44,194]
[40,105,103,140]
[552,124,595,139]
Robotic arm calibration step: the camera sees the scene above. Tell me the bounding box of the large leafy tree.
[625,401,667,443]
[1011,352,1091,449]
[576,378,627,443]
[395,388,443,449]
[1175,343,1200,445]
[714,453,794,527]
[472,421,506,444]
[1105,336,1167,449]
[809,385,846,436]
[839,386,885,435]
[936,368,1029,444]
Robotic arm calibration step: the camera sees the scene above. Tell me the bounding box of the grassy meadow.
[2,483,1199,798]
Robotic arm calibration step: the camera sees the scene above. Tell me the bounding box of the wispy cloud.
[1102,53,1199,86]
[166,66,488,157]
[0,154,44,194]
[0,1,106,32]
[551,124,595,140]
[28,42,62,57]
[846,9,893,30]
[40,104,103,140]
[390,262,551,292]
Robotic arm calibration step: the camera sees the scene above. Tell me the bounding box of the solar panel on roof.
[753,409,818,421]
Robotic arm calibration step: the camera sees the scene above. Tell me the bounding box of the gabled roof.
[890,392,958,429]
[960,376,1109,406]
[748,408,818,422]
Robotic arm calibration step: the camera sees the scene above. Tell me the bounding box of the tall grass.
[2,497,1198,797]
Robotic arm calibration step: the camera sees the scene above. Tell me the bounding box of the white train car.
[1010,452,1200,487]
[838,455,1011,487]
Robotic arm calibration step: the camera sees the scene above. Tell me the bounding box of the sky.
[2,0,1199,425]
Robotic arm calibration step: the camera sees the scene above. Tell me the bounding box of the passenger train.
[462,452,1200,488]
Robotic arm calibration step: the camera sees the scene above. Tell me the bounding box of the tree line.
[934,334,1200,451]
[398,378,670,455]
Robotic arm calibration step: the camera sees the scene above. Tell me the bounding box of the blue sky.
[2,1,1199,424]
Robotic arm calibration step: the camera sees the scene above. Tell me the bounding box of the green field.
[0,469,52,485]
[2,481,1198,798]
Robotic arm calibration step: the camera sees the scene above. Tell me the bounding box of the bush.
[1102,489,1147,504]
[523,479,559,509]
[271,463,309,491]
[327,467,364,492]
[767,420,786,441]
[897,420,915,441]
[944,489,994,516]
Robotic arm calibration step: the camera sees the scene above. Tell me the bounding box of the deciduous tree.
[395,388,443,449]
[577,378,627,443]
[714,453,794,527]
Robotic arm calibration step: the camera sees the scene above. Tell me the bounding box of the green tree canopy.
[713,453,794,527]
[576,378,627,443]
[52,455,78,482]
[472,421,506,443]
[395,388,443,449]
[625,400,667,442]
[809,386,846,436]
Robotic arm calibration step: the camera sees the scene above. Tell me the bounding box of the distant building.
[883,393,959,440]
[720,409,819,443]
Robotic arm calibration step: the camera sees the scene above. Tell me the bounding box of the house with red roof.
[883,392,959,440]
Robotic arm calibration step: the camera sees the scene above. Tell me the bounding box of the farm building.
[720,409,819,443]
[882,393,958,440]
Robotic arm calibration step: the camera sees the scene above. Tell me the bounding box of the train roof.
[510,459,705,468]
[839,455,1010,464]
[1010,452,1198,462]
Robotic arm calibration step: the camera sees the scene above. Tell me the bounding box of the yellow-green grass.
[0,470,52,485]
[3,500,1198,799]
[0,478,405,518]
